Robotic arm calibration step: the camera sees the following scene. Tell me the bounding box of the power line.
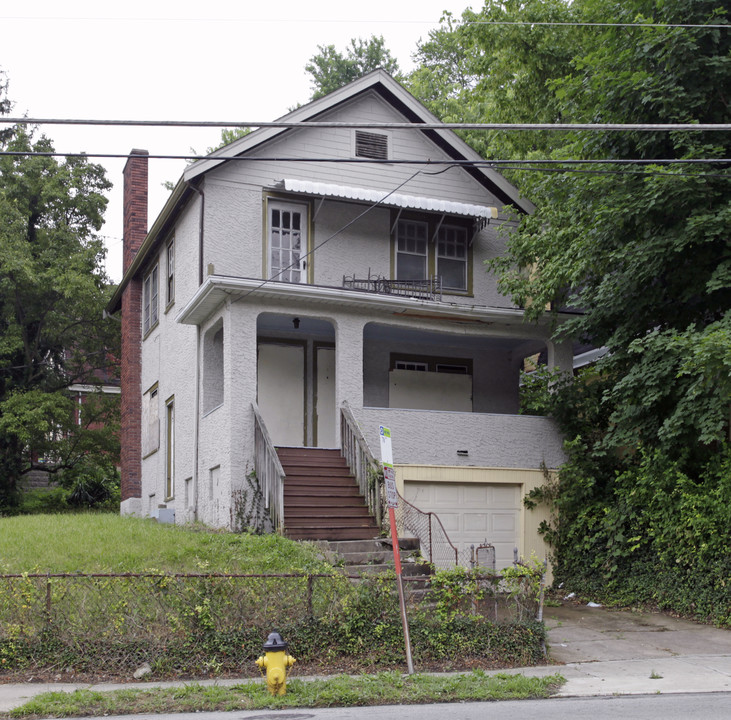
[2,118,730,132]
[462,20,730,29]
[1,151,727,178]
[2,16,728,29]
[1,151,728,166]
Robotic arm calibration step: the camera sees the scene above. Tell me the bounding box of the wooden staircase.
[278,447,380,541]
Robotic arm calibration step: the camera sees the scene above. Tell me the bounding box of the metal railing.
[395,491,462,569]
[342,274,442,302]
[252,402,285,532]
[340,402,383,529]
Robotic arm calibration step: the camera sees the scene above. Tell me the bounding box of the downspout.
[187,181,205,520]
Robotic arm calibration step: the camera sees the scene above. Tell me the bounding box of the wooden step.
[277,446,380,542]
[285,507,373,519]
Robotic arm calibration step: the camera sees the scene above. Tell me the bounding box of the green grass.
[0,513,333,574]
[4,671,565,718]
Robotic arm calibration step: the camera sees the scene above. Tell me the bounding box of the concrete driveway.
[545,601,731,663]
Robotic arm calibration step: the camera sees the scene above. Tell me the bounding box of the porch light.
[292,317,300,329]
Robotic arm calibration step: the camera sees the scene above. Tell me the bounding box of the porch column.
[547,338,574,376]
[334,315,366,443]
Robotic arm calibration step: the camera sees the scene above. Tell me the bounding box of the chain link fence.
[0,569,545,677]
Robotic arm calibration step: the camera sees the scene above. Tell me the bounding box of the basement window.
[354,130,389,160]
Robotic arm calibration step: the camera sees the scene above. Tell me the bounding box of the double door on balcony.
[256,341,335,448]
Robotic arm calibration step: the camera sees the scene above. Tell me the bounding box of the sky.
[2,0,476,283]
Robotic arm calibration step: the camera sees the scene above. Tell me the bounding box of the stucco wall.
[355,406,566,470]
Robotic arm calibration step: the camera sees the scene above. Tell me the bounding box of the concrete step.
[327,538,420,555]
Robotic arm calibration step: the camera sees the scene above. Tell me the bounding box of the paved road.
[67,692,731,720]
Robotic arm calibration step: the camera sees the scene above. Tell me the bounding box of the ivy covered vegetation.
[524,368,730,626]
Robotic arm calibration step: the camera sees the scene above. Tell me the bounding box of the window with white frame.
[143,264,159,334]
[268,200,308,283]
[166,239,175,306]
[395,220,428,281]
[437,225,468,291]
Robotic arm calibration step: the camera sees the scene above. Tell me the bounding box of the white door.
[269,200,307,283]
[257,343,305,446]
[315,346,336,447]
[404,481,520,570]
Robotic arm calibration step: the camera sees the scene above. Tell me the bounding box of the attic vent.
[355,131,389,160]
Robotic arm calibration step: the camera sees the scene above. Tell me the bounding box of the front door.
[257,342,305,446]
[315,346,336,447]
[257,335,336,448]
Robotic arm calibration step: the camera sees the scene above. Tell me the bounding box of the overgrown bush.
[0,571,546,678]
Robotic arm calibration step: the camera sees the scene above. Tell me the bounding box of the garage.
[403,481,521,570]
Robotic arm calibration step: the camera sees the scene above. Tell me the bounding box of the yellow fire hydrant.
[255,630,296,696]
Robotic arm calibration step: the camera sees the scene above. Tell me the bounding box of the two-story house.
[107,71,573,570]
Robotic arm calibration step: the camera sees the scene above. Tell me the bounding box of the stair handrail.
[340,402,383,529]
[395,491,460,568]
[252,402,285,532]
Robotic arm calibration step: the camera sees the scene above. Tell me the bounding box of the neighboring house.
[107,71,574,570]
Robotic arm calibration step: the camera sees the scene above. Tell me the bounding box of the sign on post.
[379,426,398,509]
[378,425,413,674]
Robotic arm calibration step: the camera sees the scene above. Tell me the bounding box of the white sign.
[379,425,398,509]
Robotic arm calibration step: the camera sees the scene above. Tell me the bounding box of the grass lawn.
[4,671,566,718]
[0,513,334,574]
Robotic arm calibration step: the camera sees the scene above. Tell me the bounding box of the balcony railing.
[342,274,442,302]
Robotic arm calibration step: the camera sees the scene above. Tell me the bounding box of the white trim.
[573,346,609,368]
[68,384,121,394]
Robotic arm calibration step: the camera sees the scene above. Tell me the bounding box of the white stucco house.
[108,70,572,570]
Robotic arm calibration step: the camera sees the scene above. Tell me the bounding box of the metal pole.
[389,506,414,675]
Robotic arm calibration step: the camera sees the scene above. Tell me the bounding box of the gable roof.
[108,70,532,314]
[184,69,533,212]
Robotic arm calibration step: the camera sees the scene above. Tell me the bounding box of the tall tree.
[305,35,401,100]
[0,102,120,508]
[487,0,731,461]
[415,0,730,461]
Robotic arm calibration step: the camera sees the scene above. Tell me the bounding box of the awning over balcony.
[277,179,499,220]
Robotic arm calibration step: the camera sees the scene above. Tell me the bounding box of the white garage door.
[404,481,520,570]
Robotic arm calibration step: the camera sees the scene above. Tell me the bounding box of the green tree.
[486,0,730,462]
[411,2,730,618]
[305,35,401,100]
[0,108,120,509]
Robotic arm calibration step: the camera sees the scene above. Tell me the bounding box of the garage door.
[404,481,520,570]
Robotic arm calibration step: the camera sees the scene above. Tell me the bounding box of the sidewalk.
[1,604,729,712]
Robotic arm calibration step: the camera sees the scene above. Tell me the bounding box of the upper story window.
[166,238,175,306]
[143,264,159,335]
[437,225,468,291]
[268,199,308,284]
[354,130,389,160]
[393,216,471,294]
[396,220,428,281]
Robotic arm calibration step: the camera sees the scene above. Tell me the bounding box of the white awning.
[278,179,498,219]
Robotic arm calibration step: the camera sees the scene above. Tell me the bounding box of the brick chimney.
[120,150,148,508]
